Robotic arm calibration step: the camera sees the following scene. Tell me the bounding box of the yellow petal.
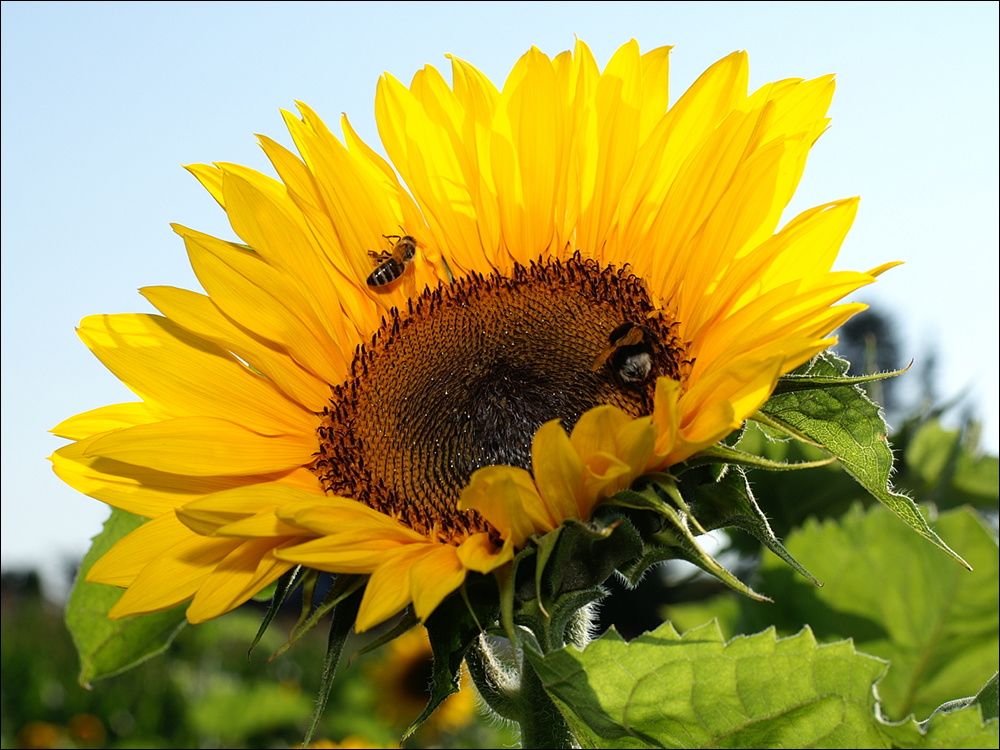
[51,402,164,440]
[531,419,585,523]
[176,226,351,385]
[107,530,240,619]
[51,436,278,518]
[578,39,642,254]
[492,46,562,264]
[88,513,189,587]
[78,313,316,435]
[141,285,331,411]
[457,532,512,574]
[355,545,431,631]
[175,483,323,536]
[85,417,317,476]
[277,497,427,541]
[275,536,408,573]
[409,545,467,621]
[186,540,296,624]
[213,511,305,539]
[459,465,554,545]
[652,377,683,461]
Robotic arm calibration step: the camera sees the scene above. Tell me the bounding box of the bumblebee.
[590,321,654,384]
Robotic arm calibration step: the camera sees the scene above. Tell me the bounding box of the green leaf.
[975,673,999,721]
[902,419,1000,509]
[954,451,1000,504]
[875,685,998,749]
[65,508,187,687]
[760,351,969,568]
[527,621,890,749]
[730,422,866,540]
[680,505,999,721]
[271,572,365,659]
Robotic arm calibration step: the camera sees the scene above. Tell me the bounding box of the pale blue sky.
[2,1,997,592]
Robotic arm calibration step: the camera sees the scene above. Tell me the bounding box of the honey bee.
[366,234,417,287]
[590,322,654,384]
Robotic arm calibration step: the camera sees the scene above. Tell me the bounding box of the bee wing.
[590,346,615,371]
[591,323,648,371]
[615,326,646,347]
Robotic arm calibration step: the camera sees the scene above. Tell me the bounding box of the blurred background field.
[2,572,516,749]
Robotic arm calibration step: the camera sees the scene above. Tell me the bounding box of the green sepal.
[248,566,299,658]
[515,583,607,656]
[349,609,419,662]
[645,530,769,602]
[686,467,821,586]
[692,442,836,472]
[759,351,970,568]
[300,587,362,749]
[496,551,520,644]
[66,508,187,687]
[606,482,683,519]
[544,513,643,600]
[608,479,769,601]
[271,573,365,660]
[772,360,910,393]
[532,524,565,617]
[465,632,521,721]
[404,577,498,740]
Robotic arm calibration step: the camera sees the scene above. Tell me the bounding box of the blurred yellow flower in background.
[366,626,476,737]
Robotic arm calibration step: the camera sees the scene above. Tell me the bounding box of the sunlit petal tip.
[867,260,903,277]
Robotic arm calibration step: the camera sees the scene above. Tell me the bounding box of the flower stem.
[467,633,576,748]
[516,648,575,749]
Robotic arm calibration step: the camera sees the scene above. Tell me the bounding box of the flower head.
[51,40,885,633]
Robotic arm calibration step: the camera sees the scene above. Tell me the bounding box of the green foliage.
[876,673,998,749]
[732,415,998,544]
[65,509,187,686]
[407,586,492,739]
[666,505,1000,723]
[529,622,891,748]
[183,677,312,743]
[899,419,1000,510]
[759,352,968,567]
[4,585,505,748]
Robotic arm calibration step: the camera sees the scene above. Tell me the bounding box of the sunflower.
[51,39,887,634]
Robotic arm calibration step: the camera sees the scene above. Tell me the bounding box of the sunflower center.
[312,255,689,543]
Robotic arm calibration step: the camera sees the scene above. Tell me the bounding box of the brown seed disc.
[311,255,690,544]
